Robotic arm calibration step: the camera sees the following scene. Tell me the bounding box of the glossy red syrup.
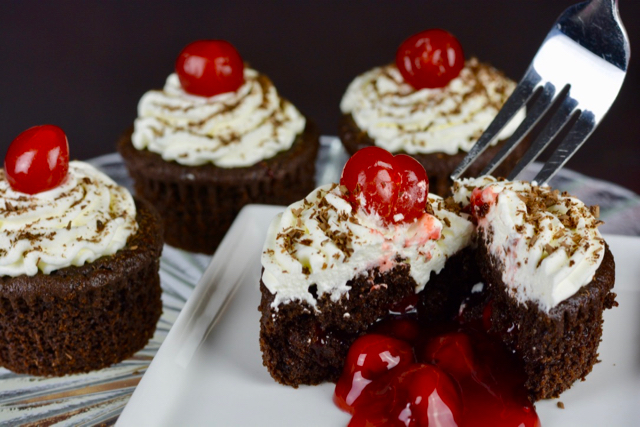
[340,146,429,225]
[334,314,541,427]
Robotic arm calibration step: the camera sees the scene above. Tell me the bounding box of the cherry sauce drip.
[334,306,541,427]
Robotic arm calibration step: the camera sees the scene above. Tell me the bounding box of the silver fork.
[451,0,630,184]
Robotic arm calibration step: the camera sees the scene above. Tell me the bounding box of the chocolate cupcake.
[453,176,617,400]
[259,181,475,386]
[0,133,163,376]
[118,40,319,254]
[339,30,526,196]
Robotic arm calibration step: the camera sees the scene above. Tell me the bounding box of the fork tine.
[507,92,578,180]
[450,68,540,180]
[480,83,556,176]
[534,111,596,184]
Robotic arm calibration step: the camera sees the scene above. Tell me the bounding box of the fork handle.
[560,0,628,71]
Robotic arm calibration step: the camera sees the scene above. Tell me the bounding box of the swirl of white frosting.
[261,184,474,309]
[340,58,525,155]
[453,176,605,312]
[131,68,306,168]
[0,161,138,277]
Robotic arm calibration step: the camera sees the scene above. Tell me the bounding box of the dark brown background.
[1,1,638,193]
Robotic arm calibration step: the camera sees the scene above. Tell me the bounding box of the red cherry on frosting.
[4,125,69,194]
[175,40,244,97]
[340,147,429,225]
[396,29,465,89]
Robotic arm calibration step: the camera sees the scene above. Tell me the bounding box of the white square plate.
[118,205,640,426]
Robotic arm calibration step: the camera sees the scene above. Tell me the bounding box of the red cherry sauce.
[334,312,541,427]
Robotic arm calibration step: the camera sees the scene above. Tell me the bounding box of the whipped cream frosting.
[453,176,605,312]
[261,184,474,309]
[132,67,306,168]
[0,161,138,277]
[340,58,525,155]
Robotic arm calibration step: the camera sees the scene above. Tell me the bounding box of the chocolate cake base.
[118,122,320,254]
[338,114,529,197]
[259,250,479,387]
[416,247,482,325]
[0,198,164,376]
[471,241,617,400]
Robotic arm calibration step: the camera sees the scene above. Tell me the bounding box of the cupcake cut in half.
[258,145,617,425]
[452,176,617,400]
[0,125,163,376]
[259,147,476,386]
[339,29,527,196]
[118,40,320,254]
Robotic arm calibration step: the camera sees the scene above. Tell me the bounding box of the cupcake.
[258,149,615,424]
[339,29,526,196]
[118,40,319,254]
[453,176,617,399]
[0,125,163,376]
[259,147,475,386]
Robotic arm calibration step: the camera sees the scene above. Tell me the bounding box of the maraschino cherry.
[340,147,429,225]
[335,317,542,427]
[396,29,465,90]
[421,332,476,378]
[334,334,414,414]
[335,334,463,427]
[4,125,69,195]
[176,40,244,97]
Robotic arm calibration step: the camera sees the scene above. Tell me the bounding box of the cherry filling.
[334,334,414,414]
[469,186,498,219]
[334,316,541,427]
